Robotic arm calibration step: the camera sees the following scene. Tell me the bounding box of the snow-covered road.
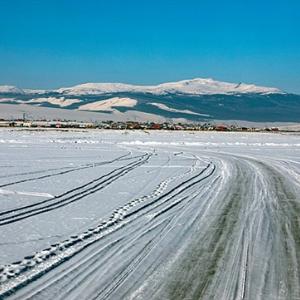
[0,129,299,299]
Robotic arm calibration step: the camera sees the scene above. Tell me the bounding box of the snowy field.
[0,129,300,299]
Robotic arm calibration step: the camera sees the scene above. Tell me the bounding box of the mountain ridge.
[0,78,299,123]
[0,78,284,96]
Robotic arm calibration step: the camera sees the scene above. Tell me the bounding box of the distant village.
[0,117,284,132]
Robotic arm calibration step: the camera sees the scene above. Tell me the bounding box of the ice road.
[0,129,300,300]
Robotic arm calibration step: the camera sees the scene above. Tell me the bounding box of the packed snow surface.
[0,129,299,300]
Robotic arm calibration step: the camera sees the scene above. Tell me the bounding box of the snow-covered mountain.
[0,78,283,96]
[57,78,282,95]
[0,78,299,123]
[0,85,24,94]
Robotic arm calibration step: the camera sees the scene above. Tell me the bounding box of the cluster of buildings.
[0,119,281,132]
[0,120,95,129]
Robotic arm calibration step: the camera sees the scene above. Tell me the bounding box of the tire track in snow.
[6,155,206,299]
[3,150,299,300]
[0,154,151,226]
[93,169,219,300]
[161,156,300,300]
[0,155,213,298]
[0,152,132,188]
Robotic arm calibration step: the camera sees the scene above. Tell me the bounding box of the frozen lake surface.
[0,129,300,299]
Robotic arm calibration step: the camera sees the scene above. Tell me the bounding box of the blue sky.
[0,0,300,93]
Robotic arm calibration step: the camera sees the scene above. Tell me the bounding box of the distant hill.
[0,78,299,123]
